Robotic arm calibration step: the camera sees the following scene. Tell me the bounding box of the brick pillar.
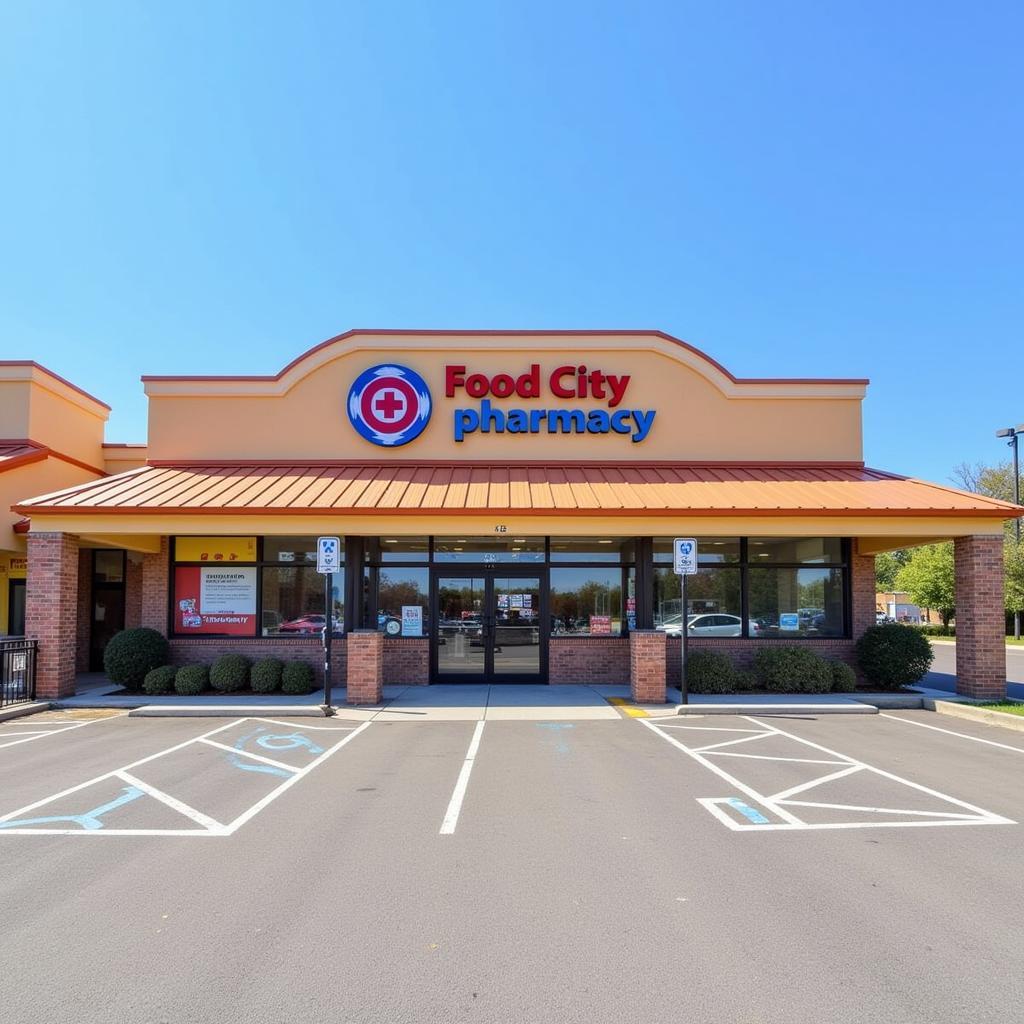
[850,549,876,641]
[954,535,1005,700]
[124,553,143,629]
[25,532,80,699]
[75,548,92,673]
[346,630,384,705]
[630,629,667,704]
[140,537,170,634]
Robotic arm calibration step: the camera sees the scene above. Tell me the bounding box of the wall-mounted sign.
[347,364,432,447]
[175,537,257,563]
[401,605,423,637]
[174,566,257,635]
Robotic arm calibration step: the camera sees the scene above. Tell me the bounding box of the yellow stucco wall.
[0,551,27,635]
[144,333,866,463]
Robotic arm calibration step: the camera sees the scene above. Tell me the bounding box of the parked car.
[657,614,762,637]
[279,613,343,635]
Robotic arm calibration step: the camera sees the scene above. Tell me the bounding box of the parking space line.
[200,739,301,774]
[879,713,1024,753]
[691,733,777,753]
[642,715,1015,832]
[0,719,103,750]
[253,718,359,731]
[115,771,226,831]
[439,721,485,835]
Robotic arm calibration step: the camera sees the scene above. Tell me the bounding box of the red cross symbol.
[373,389,406,421]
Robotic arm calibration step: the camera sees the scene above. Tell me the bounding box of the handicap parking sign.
[316,536,341,574]
[673,538,698,575]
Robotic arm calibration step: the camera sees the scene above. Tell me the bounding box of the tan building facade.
[7,331,1022,702]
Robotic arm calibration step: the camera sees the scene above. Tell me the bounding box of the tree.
[875,550,910,591]
[895,543,955,627]
[1006,539,1024,616]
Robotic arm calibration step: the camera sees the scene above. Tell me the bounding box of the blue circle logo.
[347,364,432,447]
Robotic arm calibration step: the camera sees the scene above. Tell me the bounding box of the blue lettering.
[507,409,529,433]
[454,408,479,441]
[631,410,656,443]
[610,410,632,434]
[548,409,586,433]
[479,398,505,434]
[586,409,610,434]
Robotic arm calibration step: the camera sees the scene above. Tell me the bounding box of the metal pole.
[1014,433,1021,640]
[680,572,689,705]
[322,571,335,715]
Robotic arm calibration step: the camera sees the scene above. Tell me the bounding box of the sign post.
[673,538,698,705]
[316,537,341,716]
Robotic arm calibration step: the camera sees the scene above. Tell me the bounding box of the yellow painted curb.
[606,697,649,718]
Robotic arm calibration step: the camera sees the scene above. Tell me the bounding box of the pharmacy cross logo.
[347,364,432,447]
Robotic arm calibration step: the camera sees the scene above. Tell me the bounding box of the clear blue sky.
[2,2,1021,483]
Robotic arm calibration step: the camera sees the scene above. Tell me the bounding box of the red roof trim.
[140,329,871,386]
[13,517,30,533]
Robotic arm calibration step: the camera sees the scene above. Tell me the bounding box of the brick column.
[346,630,384,705]
[75,548,92,673]
[124,553,143,629]
[630,629,667,704]
[140,537,170,635]
[25,532,80,699]
[954,535,1005,700]
[850,549,876,641]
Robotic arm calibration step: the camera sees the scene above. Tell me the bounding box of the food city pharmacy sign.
[347,362,656,447]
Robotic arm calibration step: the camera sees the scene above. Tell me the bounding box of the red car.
[279,614,343,634]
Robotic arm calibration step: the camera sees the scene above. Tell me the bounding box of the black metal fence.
[1,638,37,707]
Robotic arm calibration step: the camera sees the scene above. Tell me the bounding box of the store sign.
[345,362,656,447]
[174,566,257,635]
[779,612,800,631]
[347,364,432,447]
[589,615,612,635]
[446,365,655,443]
[401,605,423,637]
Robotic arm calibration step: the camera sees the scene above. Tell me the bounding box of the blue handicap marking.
[536,722,574,754]
[725,797,770,825]
[225,727,325,778]
[0,785,145,831]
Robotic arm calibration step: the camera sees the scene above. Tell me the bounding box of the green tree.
[875,550,909,591]
[896,543,955,627]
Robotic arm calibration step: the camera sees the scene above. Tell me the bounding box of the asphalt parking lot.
[3,708,1024,1023]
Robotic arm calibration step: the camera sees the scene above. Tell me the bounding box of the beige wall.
[0,457,102,551]
[144,333,866,463]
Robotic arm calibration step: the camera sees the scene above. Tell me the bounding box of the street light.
[996,425,1024,640]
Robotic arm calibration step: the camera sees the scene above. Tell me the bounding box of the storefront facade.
[11,330,1022,701]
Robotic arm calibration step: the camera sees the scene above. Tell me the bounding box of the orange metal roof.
[0,441,47,473]
[12,462,1024,518]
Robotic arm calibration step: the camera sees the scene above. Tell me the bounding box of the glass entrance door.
[7,580,26,636]
[433,571,546,683]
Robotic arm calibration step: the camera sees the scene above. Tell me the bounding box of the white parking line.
[0,719,371,837]
[879,713,1024,753]
[640,715,1015,832]
[0,717,113,750]
[439,721,485,835]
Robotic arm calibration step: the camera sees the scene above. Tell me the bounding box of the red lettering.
[549,365,576,399]
[491,373,515,398]
[516,364,540,398]
[466,373,490,398]
[445,365,466,397]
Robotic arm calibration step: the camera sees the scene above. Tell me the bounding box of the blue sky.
[2,2,1021,482]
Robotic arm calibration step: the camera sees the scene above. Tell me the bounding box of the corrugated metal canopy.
[12,462,1023,518]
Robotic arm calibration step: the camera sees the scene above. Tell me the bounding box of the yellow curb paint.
[607,697,649,718]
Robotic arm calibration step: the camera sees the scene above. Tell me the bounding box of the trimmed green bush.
[830,661,858,693]
[732,668,758,693]
[754,646,832,694]
[686,650,738,694]
[174,664,209,696]
[142,665,176,695]
[913,624,955,637]
[103,627,169,687]
[281,661,315,695]
[856,623,934,688]
[210,653,250,693]
[250,658,284,694]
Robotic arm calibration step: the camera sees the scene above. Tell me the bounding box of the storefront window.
[748,567,845,637]
[550,567,624,636]
[93,550,125,583]
[262,536,319,565]
[433,536,544,563]
[375,567,429,636]
[653,567,742,634]
[550,537,635,562]
[747,537,844,564]
[365,537,429,563]
[261,566,343,637]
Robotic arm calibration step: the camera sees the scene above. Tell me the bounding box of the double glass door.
[433,571,545,683]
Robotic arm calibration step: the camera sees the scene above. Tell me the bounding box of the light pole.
[996,425,1024,640]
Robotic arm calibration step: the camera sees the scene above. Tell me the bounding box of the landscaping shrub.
[913,624,955,637]
[174,664,209,696]
[686,650,738,694]
[856,624,934,688]
[142,665,176,695]
[830,661,858,693]
[103,627,170,687]
[732,669,758,693]
[209,653,250,693]
[281,661,315,695]
[250,658,284,694]
[754,646,832,694]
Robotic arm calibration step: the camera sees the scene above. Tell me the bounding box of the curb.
[128,705,330,718]
[0,701,52,723]
[677,702,877,716]
[924,699,1024,734]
